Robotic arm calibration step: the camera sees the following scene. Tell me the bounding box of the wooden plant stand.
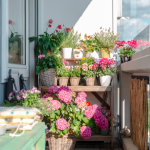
[39,86,114,148]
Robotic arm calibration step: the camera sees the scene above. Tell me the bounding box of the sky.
[118,0,150,41]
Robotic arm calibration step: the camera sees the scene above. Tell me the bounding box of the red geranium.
[9,20,12,25]
[57,25,62,29]
[48,25,52,28]
[49,19,53,24]
[66,28,70,32]
[86,102,91,107]
[56,30,58,33]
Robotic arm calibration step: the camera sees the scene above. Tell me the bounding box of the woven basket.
[70,77,80,86]
[85,77,95,86]
[48,133,76,150]
[59,77,69,86]
[39,69,56,86]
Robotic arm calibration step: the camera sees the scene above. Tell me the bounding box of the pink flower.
[50,100,61,110]
[9,20,12,25]
[89,65,93,70]
[43,94,51,98]
[78,92,87,98]
[66,61,69,65]
[92,64,98,70]
[30,90,34,94]
[84,106,94,119]
[38,55,45,59]
[75,96,86,104]
[48,85,59,93]
[56,118,68,130]
[49,19,53,24]
[77,102,87,109]
[16,95,21,101]
[82,63,88,71]
[58,90,72,104]
[48,25,52,28]
[32,86,37,91]
[65,66,70,71]
[80,126,91,139]
[92,104,101,112]
[66,28,70,32]
[9,55,13,59]
[57,25,62,29]
[22,93,27,99]
[9,92,13,97]
[56,30,58,33]
[34,90,41,94]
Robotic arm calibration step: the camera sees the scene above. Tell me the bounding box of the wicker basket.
[85,77,95,86]
[36,115,44,122]
[48,133,76,150]
[39,68,56,86]
[70,77,80,86]
[59,77,69,86]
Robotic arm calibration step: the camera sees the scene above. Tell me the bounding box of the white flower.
[82,108,85,112]
[75,107,79,111]
[70,107,72,112]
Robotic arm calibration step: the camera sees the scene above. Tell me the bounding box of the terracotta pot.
[59,77,69,86]
[85,77,95,86]
[70,77,80,86]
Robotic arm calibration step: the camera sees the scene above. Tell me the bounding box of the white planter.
[62,48,72,59]
[86,50,100,58]
[73,49,83,59]
[100,75,112,86]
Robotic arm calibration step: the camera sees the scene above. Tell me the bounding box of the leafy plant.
[69,66,81,77]
[79,57,95,66]
[60,28,81,49]
[56,66,70,77]
[118,47,136,57]
[80,34,100,53]
[36,54,57,74]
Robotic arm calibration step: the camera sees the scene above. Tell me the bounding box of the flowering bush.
[96,58,117,76]
[69,66,81,77]
[39,85,110,138]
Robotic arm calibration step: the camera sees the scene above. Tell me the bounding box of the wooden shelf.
[39,86,112,92]
[64,58,81,61]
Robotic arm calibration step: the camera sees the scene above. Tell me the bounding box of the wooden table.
[0,122,45,150]
[39,86,114,148]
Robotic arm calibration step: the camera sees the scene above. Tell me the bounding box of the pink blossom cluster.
[58,90,72,104]
[93,111,109,130]
[77,102,87,109]
[115,40,127,48]
[48,85,59,93]
[63,59,69,66]
[8,55,13,59]
[92,64,98,70]
[74,96,86,104]
[78,92,87,98]
[38,55,45,59]
[75,92,87,109]
[29,86,41,94]
[99,58,114,69]
[137,40,150,48]
[82,63,88,71]
[58,86,72,93]
[50,100,61,110]
[80,126,91,139]
[43,94,52,98]
[127,40,137,48]
[56,118,68,130]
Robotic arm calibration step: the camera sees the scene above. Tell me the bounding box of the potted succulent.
[39,85,109,150]
[80,34,100,58]
[115,40,136,63]
[61,28,81,59]
[69,66,81,86]
[96,58,117,86]
[94,27,120,58]
[36,54,58,86]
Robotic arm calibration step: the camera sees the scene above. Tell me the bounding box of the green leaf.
[50,112,55,119]
[60,103,65,110]
[63,128,68,134]
[51,122,55,127]
[56,115,59,119]
[73,119,77,126]
[83,117,89,124]
[50,127,56,133]
[56,109,60,115]
[72,108,76,113]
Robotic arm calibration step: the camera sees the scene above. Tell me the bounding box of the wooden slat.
[91,92,110,110]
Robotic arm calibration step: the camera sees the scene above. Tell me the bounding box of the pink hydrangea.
[58,86,72,93]
[43,94,51,98]
[84,106,95,119]
[77,102,87,109]
[56,118,68,130]
[74,96,86,104]
[93,111,109,130]
[92,104,101,113]
[80,126,91,139]
[50,100,61,110]
[58,90,72,104]
[48,85,59,93]
[78,92,87,98]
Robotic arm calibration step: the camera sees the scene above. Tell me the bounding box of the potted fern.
[61,28,81,59]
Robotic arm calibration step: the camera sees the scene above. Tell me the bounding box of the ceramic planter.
[100,128,110,136]
[73,49,83,59]
[62,48,72,59]
[85,77,95,86]
[70,77,80,86]
[59,77,69,86]
[100,75,111,86]
[101,48,110,58]
[86,50,100,58]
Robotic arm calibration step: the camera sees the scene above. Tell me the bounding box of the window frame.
[1,0,29,83]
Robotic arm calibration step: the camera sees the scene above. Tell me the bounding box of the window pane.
[8,0,26,65]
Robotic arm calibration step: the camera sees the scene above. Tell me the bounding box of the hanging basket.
[85,77,95,86]
[70,77,80,86]
[59,77,69,86]
[39,69,56,86]
[47,133,77,150]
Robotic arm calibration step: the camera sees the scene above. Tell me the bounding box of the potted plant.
[69,66,81,86]
[60,28,81,59]
[36,54,58,86]
[96,58,117,86]
[95,27,120,58]
[115,40,136,63]
[73,47,83,59]
[80,34,100,58]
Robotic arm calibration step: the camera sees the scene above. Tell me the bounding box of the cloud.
[141,14,150,18]
[137,0,150,7]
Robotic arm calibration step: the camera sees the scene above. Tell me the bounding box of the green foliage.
[60,28,81,49]
[79,57,95,66]
[94,27,120,48]
[36,54,57,74]
[1,100,22,107]
[118,47,136,57]
[56,66,70,77]
[69,66,81,77]
[82,70,96,77]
